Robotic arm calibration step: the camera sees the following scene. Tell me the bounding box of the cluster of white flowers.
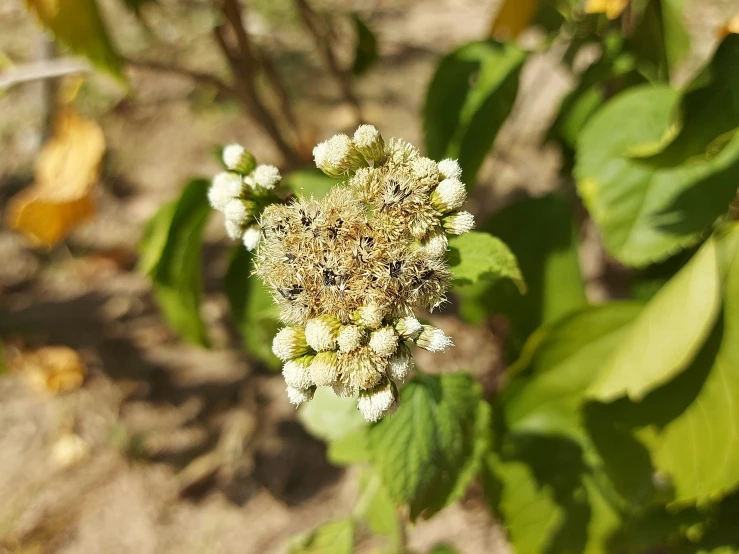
[213,127,474,422]
[208,144,283,251]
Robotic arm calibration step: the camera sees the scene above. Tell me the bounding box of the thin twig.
[293,0,363,124]
[0,57,89,90]
[124,57,239,96]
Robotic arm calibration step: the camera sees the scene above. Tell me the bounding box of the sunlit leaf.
[289,519,354,554]
[359,471,402,547]
[588,238,721,402]
[25,0,124,80]
[298,387,366,443]
[584,0,629,19]
[447,231,524,290]
[368,373,491,520]
[351,13,378,76]
[327,428,370,466]
[489,0,538,40]
[424,41,525,186]
[6,110,104,248]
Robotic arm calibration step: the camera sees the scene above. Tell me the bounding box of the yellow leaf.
[585,0,630,19]
[719,13,739,37]
[16,346,87,394]
[489,0,539,40]
[6,110,105,248]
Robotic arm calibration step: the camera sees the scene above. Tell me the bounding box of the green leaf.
[455,195,587,357]
[428,545,460,554]
[327,428,370,466]
[25,0,124,80]
[588,237,721,402]
[358,472,402,547]
[447,231,524,290]
[0,336,5,376]
[289,519,354,554]
[139,179,211,346]
[423,41,526,186]
[503,302,642,444]
[298,387,367,443]
[223,247,282,370]
[350,13,378,76]
[283,169,341,200]
[368,373,490,520]
[661,0,691,76]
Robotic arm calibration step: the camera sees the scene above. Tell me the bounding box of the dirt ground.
[0,0,731,552]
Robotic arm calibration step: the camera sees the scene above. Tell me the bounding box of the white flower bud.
[208,172,243,212]
[416,325,454,352]
[394,316,423,340]
[438,158,462,180]
[242,225,261,251]
[310,351,339,386]
[337,325,363,353]
[282,354,314,389]
[225,220,243,240]
[252,164,281,190]
[272,326,310,361]
[442,211,475,235]
[224,198,249,226]
[286,385,314,406]
[430,178,467,213]
[369,327,399,358]
[411,157,440,182]
[417,229,448,258]
[388,343,413,381]
[353,304,385,330]
[353,124,386,164]
[358,380,398,422]
[223,144,256,174]
[313,134,366,178]
[305,315,341,351]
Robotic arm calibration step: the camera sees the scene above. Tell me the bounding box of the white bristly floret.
[369,327,399,358]
[354,304,385,329]
[313,134,365,178]
[223,144,245,170]
[305,316,339,351]
[282,358,314,389]
[431,178,467,213]
[242,226,261,251]
[286,386,314,406]
[224,199,249,226]
[388,344,414,381]
[437,158,462,180]
[418,230,448,258]
[272,327,308,361]
[352,124,386,164]
[394,316,423,340]
[225,220,243,240]
[309,351,339,386]
[337,325,363,353]
[358,383,397,422]
[416,325,454,352]
[252,164,281,190]
[442,211,475,235]
[208,172,243,212]
[411,157,440,182]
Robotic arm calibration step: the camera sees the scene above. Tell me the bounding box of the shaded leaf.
[368,373,490,520]
[282,169,341,200]
[25,0,124,79]
[428,545,460,554]
[424,41,526,186]
[7,110,104,248]
[588,237,721,402]
[447,231,524,290]
[351,13,378,76]
[359,472,402,547]
[298,387,367,443]
[289,519,354,554]
[139,179,210,346]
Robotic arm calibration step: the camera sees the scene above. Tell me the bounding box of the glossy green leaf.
[25,0,124,80]
[139,179,210,346]
[503,303,642,444]
[289,519,354,554]
[368,373,490,520]
[447,231,524,290]
[455,195,587,357]
[223,247,281,369]
[424,41,526,185]
[588,237,721,402]
[298,387,367,443]
[283,169,341,200]
[351,13,378,76]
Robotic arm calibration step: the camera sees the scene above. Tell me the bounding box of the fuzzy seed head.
[313,134,366,178]
[209,172,243,212]
[369,326,399,358]
[353,124,386,164]
[357,380,397,422]
[388,342,414,381]
[338,345,384,392]
[416,325,454,352]
[337,325,363,353]
[310,351,339,386]
[282,354,314,389]
[305,315,341,351]
[394,316,423,340]
[438,158,462,180]
[417,228,449,258]
[243,225,261,251]
[431,178,467,213]
[252,164,281,190]
[411,157,440,184]
[442,211,475,235]
[354,304,385,330]
[272,326,310,361]
[286,385,315,406]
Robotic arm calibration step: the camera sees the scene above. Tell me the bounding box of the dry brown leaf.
[6,110,105,248]
[585,0,630,19]
[16,345,87,394]
[719,12,739,37]
[489,0,538,40]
